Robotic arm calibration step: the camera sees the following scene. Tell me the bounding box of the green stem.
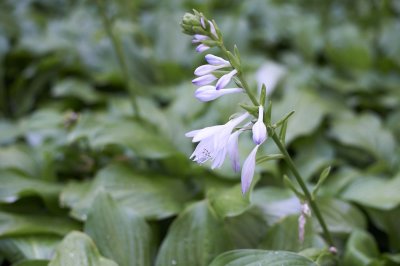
[96,0,141,118]
[220,43,334,247]
[271,132,334,247]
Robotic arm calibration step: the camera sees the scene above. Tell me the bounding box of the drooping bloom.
[241,106,268,194]
[195,86,244,102]
[192,74,217,86]
[227,129,244,172]
[216,69,238,90]
[186,112,250,168]
[241,145,260,194]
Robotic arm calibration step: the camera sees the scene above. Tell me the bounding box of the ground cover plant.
[0,0,399,265]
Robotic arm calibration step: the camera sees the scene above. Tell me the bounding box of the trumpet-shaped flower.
[192,74,217,86]
[196,44,210,53]
[252,105,267,145]
[241,145,260,194]
[227,129,244,172]
[216,69,238,90]
[186,112,249,168]
[205,54,230,66]
[194,64,230,76]
[195,86,244,102]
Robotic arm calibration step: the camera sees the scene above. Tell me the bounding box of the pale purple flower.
[216,69,238,90]
[196,44,210,53]
[186,113,250,168]
[241,145,260,194]
[195,86,244,102]
[209,21,218,38]
[192,74,217,86]
[227,129,244,172]
[193,34,209,42]
[200,17,206,29]
[194,64,229,76]
[252,105,267,145]
[205,54,230,66]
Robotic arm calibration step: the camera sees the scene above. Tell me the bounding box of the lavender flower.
[252,106,267,144]
[192,74,217,86]
[186,113,249,168]
[216,69,238,90]
[195,86,244,102]
[241,145,260,194]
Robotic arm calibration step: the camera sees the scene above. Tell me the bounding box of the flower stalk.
[181,10,335,248]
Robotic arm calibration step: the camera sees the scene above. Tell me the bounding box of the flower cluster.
[182,12,268,194]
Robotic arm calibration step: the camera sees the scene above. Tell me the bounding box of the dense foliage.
[0,0,399,265]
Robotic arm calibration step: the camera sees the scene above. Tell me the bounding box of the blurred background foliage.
[0,0,399,265]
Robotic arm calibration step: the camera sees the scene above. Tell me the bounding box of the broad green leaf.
[208,184,250,219]
[0,236,60,263]
[68,114,176,159]
[325,24,372,70]
[259,215,324,252]
[209,249,317,266]
[315,198,366,234]
[84,193,154,266]
[251,187,301,226]
[48,231,117,266]
[330,113,397,166]
[343,230,382,266]
[14,260,49,266]
[52,78,101,103]
[273,88,333,143]
[0,146,39,177]
[224,207,268,249]
[366,207,400,251]
[0,211,79,237]
[62,164,190,220]
[341,173,400,210]
[155,201,233,266]
[0,170,60,206]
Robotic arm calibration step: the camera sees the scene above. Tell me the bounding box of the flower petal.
[252,106,267,145]
[241,145,260,194]
[227,130,242,172]
[192,74,217,86]
[196,44,210,53]
[194,64,225,76]
[195,86,244,102]
[205,54,230,66]
[215,69,237,90]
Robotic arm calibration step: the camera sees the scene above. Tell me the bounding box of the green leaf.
[14,260,49,266]
[84,192,154,266]
[0,146,40,177]
[312,166,331,199]
[155,201,233,266]
[330,113,397,166]
[224,207,268,249]
[259,215,324,252]
[209,249,317,266]
[273,88,332,143]
[341,173,400,210]
[0,170,61,207]
[0,211,79,237]
[0,236,60,263]
[315,198,366,234]
[48,231,117,266]
[325,24,372,70]
[69,114,176,159]
[343,230,382,266]
[62,164,190,220]
[52,78,101,103]
[366,207,400,251]
[207,184,250,219]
